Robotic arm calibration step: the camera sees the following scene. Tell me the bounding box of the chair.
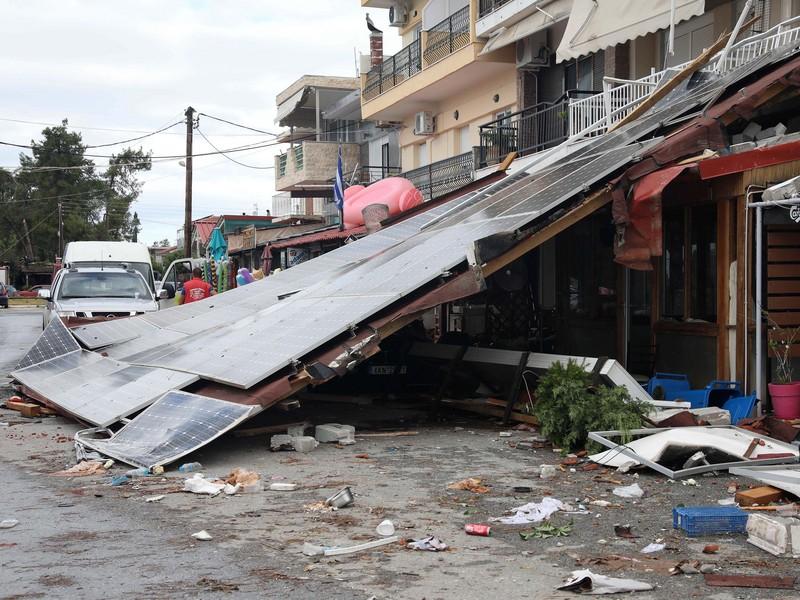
[722,393,757,425]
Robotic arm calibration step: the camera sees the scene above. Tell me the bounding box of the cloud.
[0,0,398,245]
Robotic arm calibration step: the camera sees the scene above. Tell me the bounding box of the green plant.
[519,521,573,540]
[765,313,800,384]
[533,360,648,453]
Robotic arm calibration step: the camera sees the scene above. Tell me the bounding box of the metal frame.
[729,464,800,496]
[588,425,800,479]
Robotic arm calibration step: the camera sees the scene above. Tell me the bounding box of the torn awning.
[479,0,572,56]
[556,0,705,62]
[613,164,692,270]
[275,87,310,126]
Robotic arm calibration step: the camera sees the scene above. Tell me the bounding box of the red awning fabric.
[613,164,691,270]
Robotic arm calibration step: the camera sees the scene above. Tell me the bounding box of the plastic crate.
[672,506,749,537]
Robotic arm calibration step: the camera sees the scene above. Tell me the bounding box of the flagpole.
[335,144,345,232]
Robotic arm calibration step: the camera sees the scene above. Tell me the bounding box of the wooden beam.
[717,198,732,380]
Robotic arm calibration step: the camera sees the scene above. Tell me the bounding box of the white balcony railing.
[568,16,800,140]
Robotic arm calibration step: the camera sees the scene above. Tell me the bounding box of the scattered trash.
[557,569,654,595]
[125,467,151,478]
[702,544,719,554]
[717,497,737,506]
[325,486,354,508]
[492,497,565,525]
[464,524,491,537]
[376,519,395,537]
[407,536,447,551]
[292,436,318,453]
[110,474,130,486]
[499,431,512,437]
[183,474,239,497]
[520,522,572,540]
[324,536,398,556]
[703,573,796,589]
[673,506,748,536]
[51,460,108,477]
[0,519,19,529]
[613,524,639,539]
[540,464,557,480]
[681,478,698,486]
[589,500,613,508]
[224,468,260,490]
[315,423,356,445]
[678,561,700,575]
[145,495,165,503]
[270,434,295,451]
[612,483,644,499]
[151,465,164,475]
[447,477,490,494]
[699,564,716,574]
[512,486,532,493]
[192,530,213,541]
[746,513,800,556]
[640,542,665,554]
[735,485,785,506]
[302,542,327,556]
[287,424,308,437]
[178,462,203,473]
[269,482,298,491]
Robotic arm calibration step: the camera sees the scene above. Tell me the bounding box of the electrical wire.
[83,121,183,148]
[196,128,274,170]
[0,116,268,137]
[0,206,59,259]
[198,112,278,137]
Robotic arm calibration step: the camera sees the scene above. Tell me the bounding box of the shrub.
[533,360,648,453]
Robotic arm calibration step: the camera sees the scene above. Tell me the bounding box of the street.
[0,308,42,390]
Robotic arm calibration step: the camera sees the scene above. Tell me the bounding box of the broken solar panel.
[75,390,260,468]
[15,317,80,370]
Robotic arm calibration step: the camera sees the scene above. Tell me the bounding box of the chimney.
[370,31,383,68]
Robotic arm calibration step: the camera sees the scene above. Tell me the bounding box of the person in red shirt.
[181,267,214,304]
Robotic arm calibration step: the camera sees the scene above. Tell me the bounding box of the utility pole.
[184,106,195,258]
[58,201,63,257]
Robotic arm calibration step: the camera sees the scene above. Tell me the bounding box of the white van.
[63,241,157,293]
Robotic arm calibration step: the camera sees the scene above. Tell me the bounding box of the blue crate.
[672,506,748,537]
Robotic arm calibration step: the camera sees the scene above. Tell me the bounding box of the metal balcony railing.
[363,39,422,101]
[278,154,287,177]
[293,145,304,170]
[355,165,402,184]
[478,0,512,18]
[569,15,800,140]
[402,151,476,201]
[478,91,597,167]
[424,6,471,66]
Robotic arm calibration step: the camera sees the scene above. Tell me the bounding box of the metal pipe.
[716,0,753,72]
[755,204,763,411]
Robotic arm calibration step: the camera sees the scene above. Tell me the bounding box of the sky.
[0,0,401,247]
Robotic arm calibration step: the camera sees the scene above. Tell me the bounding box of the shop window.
[661,204,717,322]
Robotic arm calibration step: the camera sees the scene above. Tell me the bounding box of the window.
[661,204,717,322]
[563,51,604,93]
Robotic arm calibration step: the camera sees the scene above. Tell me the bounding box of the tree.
[0,121,152,268]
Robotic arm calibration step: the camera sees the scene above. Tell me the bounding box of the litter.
[612,483,644,499]
[51,460,107,477]
[269,482,298,491]
[302,542,327,556]
[499,431,512,437]
[703,574,797,589]
[270,434,295,451]
[224,468,260,490]
[183,474,239,497]
[539,464,557,480]
[640,542,665,554]
[406,536,447,551]
[292,436,318,453]
[492,497,565,525]
[324,536,398,556]
[0,519,19,529]
[556,569,654,595]
[729,464,800,499]
[745,513,800,556]
[520,522,572,540]
[178,462,202,473]
[110,474,130,486]
[613,524,639,539]
[145,495,165,503]
[447,477,490,493]
[192,530,213,541]
[673,506,748,537]
[376,519,395,537]
[315,423,355,445]
[325,486,354,508]
[703,544,720,554]
[465,524,491,536]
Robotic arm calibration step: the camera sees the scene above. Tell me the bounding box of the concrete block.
[731,133,746,145]
[730,141,757,154]
[315,423,356,443]
[742,121,762,140]
[756,127,777,140]
[291,436,318,453]
[746,513,797,556]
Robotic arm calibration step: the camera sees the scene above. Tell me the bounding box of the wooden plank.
[766,296,800,310]
[703,574,796,589]
[766,311,800,326]
[767,231,800,246]
[767,263,800,278]
[767,280,800,294]
[717,199,731,380]
[735,485,786,506]
[766,247,800,262]
[735,193,747,382]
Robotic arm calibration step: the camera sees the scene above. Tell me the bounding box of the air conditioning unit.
[414,111,435,135]
[516,35,550,70]
[389,3,408,27]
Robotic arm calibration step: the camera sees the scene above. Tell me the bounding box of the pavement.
[0,309,798,599]
[0,307,42,389]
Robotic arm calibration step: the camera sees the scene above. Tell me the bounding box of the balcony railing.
[278,154,287,177]
[478,91,597,167]
[478,0,512,18]
[569,15,800,140]
[401,151,476,201]
[424,6,471,66]
[363,39,422,101]
[293,145,304,170]
[354,165,402,185]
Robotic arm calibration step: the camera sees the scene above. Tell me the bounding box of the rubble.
[557,569,654,595]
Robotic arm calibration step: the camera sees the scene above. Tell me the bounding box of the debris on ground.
[735,485,785,506]
[556,569,654,595]
[376,519,395,537]
[447,477,490,493]
[325,486,354,508]
[323,536,398,556]
[612,483,644,499]
[639,542,665,554]
[268,482,298,491]
[703,573,797,589]
[520,521,573,540]
[223,468,260,490]
[406,536,447,551]
[0,519,19,529]
[491,497,565,525]
[51,460,108,477]
[192,530,213,541]
[702,544,720,554]
[613,524,639,539]
[183,474,239,497]
[145,495,165,503]
[464,523,491,536]
[745,512,800,556]
[315,423,355,445]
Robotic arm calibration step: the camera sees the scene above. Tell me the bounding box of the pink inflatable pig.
[342,177,423,229]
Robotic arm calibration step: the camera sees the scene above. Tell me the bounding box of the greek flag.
[334,144,345,211]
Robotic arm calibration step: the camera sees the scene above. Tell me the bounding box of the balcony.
[423,6,471,66]
[478,0,512,18]
[363,39,422,101]
[401,151,476,201]
[275,141,360,193]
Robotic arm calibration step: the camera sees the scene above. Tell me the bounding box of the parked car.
[63,241,156,293]
[42,266,160,328]
[0,282,8,308]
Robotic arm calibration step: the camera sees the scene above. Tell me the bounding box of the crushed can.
[465,523,491,536]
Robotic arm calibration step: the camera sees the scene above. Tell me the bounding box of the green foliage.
[533,360,648,453]
[519,521,573,540]
[0,121,151,277]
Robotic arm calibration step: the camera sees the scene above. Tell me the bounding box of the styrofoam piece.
[323,536,399,556]
[315,424,356,443]
[287,424,307,437]
[270,434,294,450]
[291,436,318,453]
[269,482,298,491]
[791,523,800,558]
[746,513,797,556]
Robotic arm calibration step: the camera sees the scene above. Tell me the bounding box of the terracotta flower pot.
[767,382,800,419]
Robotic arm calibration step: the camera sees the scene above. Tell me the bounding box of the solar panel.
[74,390,260,468]
[15,317,80,370]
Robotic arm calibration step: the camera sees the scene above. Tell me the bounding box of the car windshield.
[57,272,151,300]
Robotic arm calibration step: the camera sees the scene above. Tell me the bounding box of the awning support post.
[755,204,763,412]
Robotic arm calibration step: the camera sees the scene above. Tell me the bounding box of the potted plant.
[766,319,800,419]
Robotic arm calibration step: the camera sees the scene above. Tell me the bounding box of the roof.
[267,225,367,251]
[192,216,220,246]
[276,75,359,106]
[227,222,335,253]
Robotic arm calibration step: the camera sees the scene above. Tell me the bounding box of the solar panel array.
[75,390,259,468]
[15,317,80,370]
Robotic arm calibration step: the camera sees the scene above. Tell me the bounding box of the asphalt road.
[0,307,42,389]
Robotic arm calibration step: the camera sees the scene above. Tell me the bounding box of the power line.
[0,206,59,259]
[84,121,183,148]
[198,112,278,137]
[196,128,275,170]
[0,116,269,137]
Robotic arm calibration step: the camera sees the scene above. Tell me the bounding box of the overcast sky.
[0,1,400,246]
